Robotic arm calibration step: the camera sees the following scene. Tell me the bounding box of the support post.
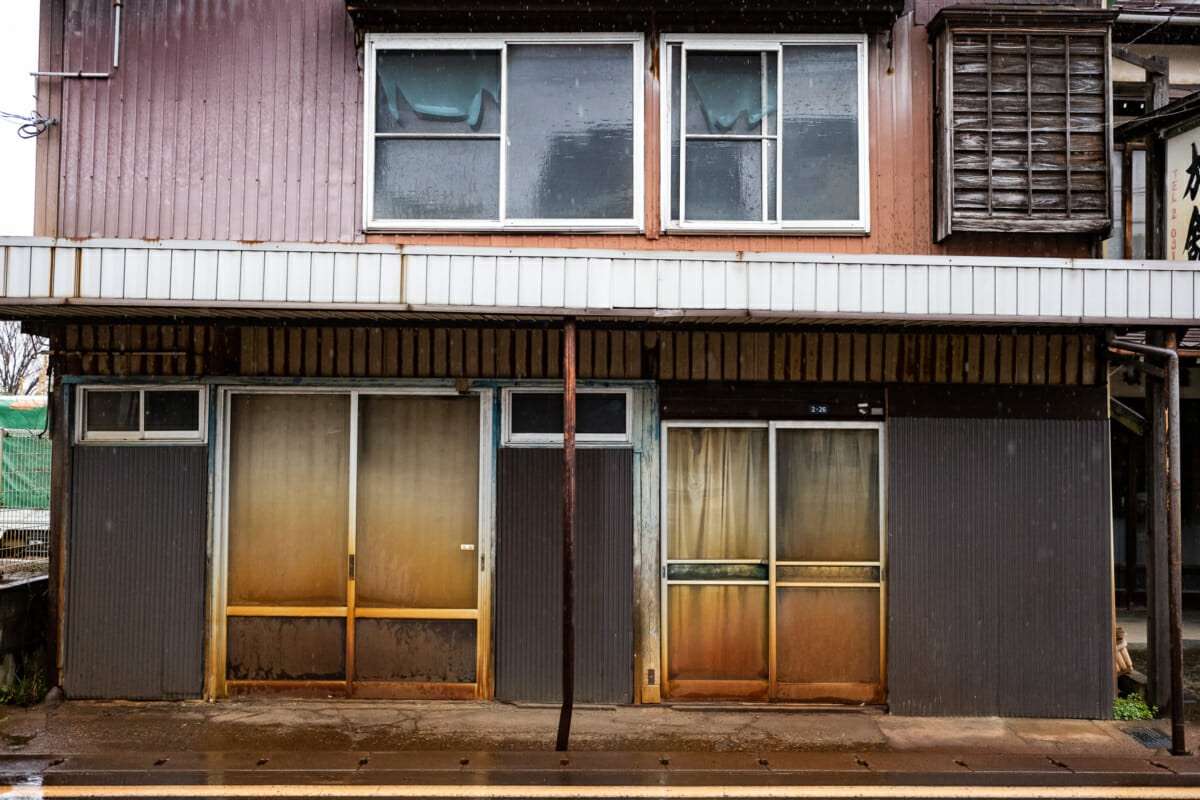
[1145,333,1169,710]
[1105,330,1187,756]
[555,318,577,752]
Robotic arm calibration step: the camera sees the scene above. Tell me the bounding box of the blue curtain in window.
[687,57,777,132]
[376,54,500,127]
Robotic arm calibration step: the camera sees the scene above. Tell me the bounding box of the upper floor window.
[364,34,643,231]
[660,35,870,233]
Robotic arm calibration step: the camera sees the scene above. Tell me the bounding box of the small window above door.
[502,387,632,445]
[77,387,207,444]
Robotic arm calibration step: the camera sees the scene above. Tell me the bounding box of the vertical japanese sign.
[1166,124,1200,261]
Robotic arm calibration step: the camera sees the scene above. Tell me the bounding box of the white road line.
[3,787,1200,799]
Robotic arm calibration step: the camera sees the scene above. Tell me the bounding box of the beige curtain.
[667,427,768,560]
[355,395,480,609]
[227,394,351,606]
[775,428,879,562]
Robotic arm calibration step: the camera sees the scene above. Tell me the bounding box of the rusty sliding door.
[225,393,352,693]
[661,421,884,703]
[220,389,491,699]
[770,422,884,704]
[352,393,483,698]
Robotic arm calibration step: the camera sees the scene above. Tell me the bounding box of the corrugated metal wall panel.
[496,448,634,703]
[56,0,362,243]
[63,445,208,699]
[887,417,1113,718]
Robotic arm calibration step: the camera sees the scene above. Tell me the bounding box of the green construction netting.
[0,397,49,511]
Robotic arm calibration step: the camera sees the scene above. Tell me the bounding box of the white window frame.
[76,386,209,444]
[502,386,633,446]
[659,33,871,234]
[364,33,645,233]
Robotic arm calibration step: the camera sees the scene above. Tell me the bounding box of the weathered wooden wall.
[35,0,1092,258]
[51,323,1101,386]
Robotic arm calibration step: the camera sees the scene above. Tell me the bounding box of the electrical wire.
[0,108,57,139]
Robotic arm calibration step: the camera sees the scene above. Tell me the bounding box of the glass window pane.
[685,52,773,135]
[1104,149,1124,258]
[775,428,879,562]
[511,392,561,434]
[1131,149,1146,259]
[227,394,350,606]
[667,584,767,682]
[85,391,139,432]
[506,44,634,219]
[510,392,627,436]
[781,45,860,221]
[375,50,501,134]
[144,390,200,432]
[684,140,762,221]
[374,138,499,220]
[776,586,880,684]
[356,395,480,609]
[667,427,768,560]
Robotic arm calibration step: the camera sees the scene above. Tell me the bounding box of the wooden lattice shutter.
[932,9,1115,240]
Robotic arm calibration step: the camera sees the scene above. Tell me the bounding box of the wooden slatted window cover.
[942,27,1111,236]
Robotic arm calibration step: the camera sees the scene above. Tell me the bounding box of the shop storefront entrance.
[216,389,491,698]
[662,421,885,703]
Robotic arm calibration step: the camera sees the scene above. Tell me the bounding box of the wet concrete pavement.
[1,700,1200,793]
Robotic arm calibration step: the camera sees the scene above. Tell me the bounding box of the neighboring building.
[0,0,1195,716]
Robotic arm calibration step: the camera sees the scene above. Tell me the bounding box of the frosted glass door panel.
[227,394,350,606]
[667,427,768,560]
[355,395,480,609]
[775,428,879,562]
[505,44,634,219]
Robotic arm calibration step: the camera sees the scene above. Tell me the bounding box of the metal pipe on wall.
[1105,329,1186,756]
[556,318,577,752]
[31,0,122,79]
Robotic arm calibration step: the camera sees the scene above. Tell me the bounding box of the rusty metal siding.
[886,417,1113,718]
[56,0,362,243]
[63,445,208,699]
[496,447,634,703]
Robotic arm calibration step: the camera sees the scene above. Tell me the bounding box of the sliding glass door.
[222,389,490,698]
[663,421,884,703]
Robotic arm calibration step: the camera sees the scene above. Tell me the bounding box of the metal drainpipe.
[1105,329,1186,756]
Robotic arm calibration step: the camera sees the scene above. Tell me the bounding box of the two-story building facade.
[2,0,1195,717]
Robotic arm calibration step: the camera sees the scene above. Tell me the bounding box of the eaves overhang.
[1,238,1197,329]
[344,0,906,34]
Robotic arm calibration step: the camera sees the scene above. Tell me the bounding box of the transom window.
[661,35,869,232]
[77,387,207,443]
[364,34,643,231]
